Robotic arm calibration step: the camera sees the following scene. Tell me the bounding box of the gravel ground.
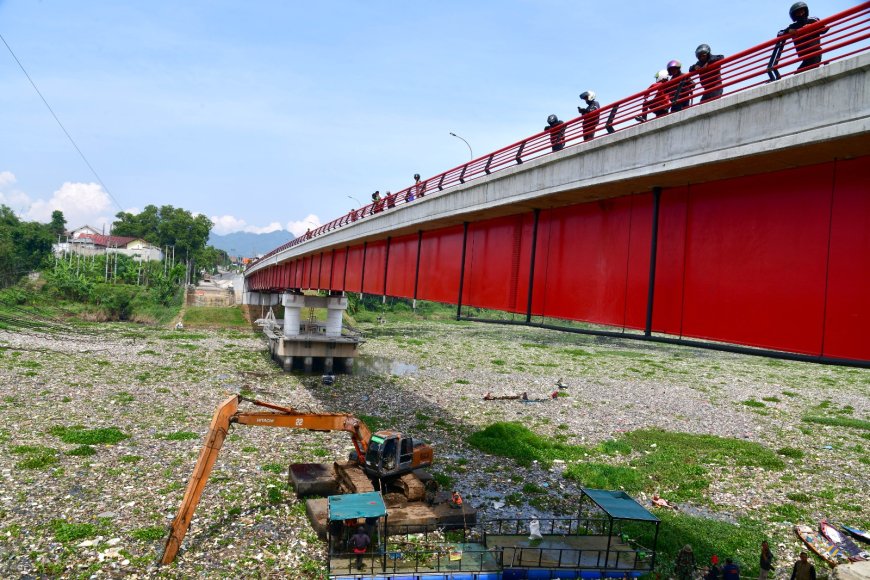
[0,316,867,578]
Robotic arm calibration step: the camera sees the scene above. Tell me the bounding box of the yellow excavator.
[160,394,435,565]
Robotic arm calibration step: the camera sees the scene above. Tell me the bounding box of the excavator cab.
[363,431,417,478]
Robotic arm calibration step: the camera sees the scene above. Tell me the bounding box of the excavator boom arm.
[160,395,374,565]
[161,394,239,565]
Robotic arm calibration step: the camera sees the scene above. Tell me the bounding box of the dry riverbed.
[0,315,867,578]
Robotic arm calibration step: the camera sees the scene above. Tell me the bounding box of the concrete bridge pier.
[325,295,348,337]
[282,292,304,337]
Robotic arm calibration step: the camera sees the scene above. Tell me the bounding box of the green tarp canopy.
[328,492,387,522]
[581,488,660,522]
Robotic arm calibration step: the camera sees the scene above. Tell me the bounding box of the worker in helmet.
[689,44,726,102]
[636,70,671,122]
[577,91,601,141]
[544,114,566,152]
[370,190,383,214]
[666,60,695,113]
[777,2,828,72]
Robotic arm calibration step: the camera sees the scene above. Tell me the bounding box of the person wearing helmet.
[636,70,672,122]
[544,114,566,152]
[666,60,695,113]
[371,190,383,214]
[777,2,829,72]
[689,44,726,102]
[577,91,601,141]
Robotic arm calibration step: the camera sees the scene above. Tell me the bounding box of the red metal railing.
[249,2,870,272]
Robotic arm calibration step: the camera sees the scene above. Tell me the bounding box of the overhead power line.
[0,31,124,213]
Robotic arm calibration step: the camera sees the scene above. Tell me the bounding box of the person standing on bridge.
[690,44,725,102]
[666,60,695,113]
[577,91,600,141]
[778,2,828,73]
[413,173,427,198]
[636,70,671,122]
[545,114,566,152]
[371,191,383,214]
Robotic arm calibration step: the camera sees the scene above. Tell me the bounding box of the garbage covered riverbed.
[0,316,867,578]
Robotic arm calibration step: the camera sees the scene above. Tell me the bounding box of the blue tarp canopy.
[581,488,660,522]
[328,492,387,522]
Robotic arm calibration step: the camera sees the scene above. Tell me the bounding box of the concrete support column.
[282,293,305,337]
[325,296,348,337]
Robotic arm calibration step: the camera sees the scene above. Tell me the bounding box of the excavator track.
[396,473,425,502]
[334,460,374,494]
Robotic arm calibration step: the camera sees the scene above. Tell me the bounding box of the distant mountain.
[209,230,294,257]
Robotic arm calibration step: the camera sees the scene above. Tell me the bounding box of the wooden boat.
[842,525,870,545]
[795,524,844,567]
[820,521,867,562]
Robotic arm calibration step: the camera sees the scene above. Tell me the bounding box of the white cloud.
[0,171,32,213]
[0,171,16,188]
[286,214,321,237]
[210,215,285,235]
[24,182,116,230]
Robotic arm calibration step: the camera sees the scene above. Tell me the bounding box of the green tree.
[49,210,67,238]
[0,205,54,287]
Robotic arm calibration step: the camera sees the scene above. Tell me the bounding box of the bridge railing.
[249,2,870,272]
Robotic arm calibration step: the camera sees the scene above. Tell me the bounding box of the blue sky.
[0,0,855,237]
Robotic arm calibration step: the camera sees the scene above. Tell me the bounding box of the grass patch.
[565,429,783,501]
[491,359,506,366]
[742,399,766,408]
[777,447,804,459]
[467,422,588,467]
[110,391,135,404]
[522,483,547,494]
[358,414,387,433]
[182,307,248,328]
[131,526,165,541]
[52,520,97,543]
[49,425,129,445]
[622,511,767,578]
[157,431,200,441]
[262,463,284,474]
[566,463,644,490]
[433,472,456,489]
[66,445,97,457]
[11,445,59,469]
[455,379,470,385]
[120,455,142,463]
[786,492,812,502]
[802,416,870,431]
[762,396,781,403]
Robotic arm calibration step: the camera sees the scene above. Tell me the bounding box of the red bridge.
[245,4,870,366]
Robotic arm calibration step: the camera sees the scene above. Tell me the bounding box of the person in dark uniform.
[778,2,828,72]
[348,526,370,570]
[666,60,695,112]
[577,91,601,141]
[689,44,726,102]
[545,114,566,152]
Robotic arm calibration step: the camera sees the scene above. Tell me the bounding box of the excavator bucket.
[160,394,239,565]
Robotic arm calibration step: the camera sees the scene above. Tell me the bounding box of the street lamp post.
[347,195,362,207]
[449,132,473,161]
